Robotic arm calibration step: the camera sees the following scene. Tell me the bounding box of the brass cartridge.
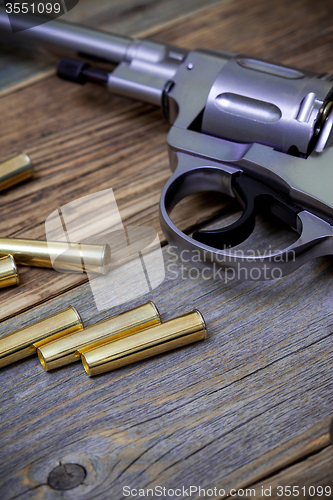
[0,238,111,274]
[0,255,19,289]
[37,301,161,371]
[0,306,83,368]
[0,153,33,192]
[80,310,206,376]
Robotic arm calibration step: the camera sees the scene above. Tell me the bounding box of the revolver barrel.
[0,6,187,106]
[0,6,132,65]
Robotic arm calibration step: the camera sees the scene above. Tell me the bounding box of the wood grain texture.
[0,0,333,320]
[0,242,332,498]
[0,0,333,498]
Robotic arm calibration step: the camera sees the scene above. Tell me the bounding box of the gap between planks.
[248,445,333,499]
[218,421,331,499]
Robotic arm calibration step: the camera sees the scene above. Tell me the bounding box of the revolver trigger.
[192,200,255,249]
[192,174,301,250]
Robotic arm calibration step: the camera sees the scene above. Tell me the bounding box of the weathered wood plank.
[250,446,333,500]
[0,1,333,497]
[0,0,224,96]
[0,45,55,98]
[152,0,333,73]
[63,0,225,33]
[0,240,332,498]
[1,0,333,321]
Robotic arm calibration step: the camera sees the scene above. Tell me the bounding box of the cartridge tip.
[0,254,19,289]
[37,349,47,371]
[100,244,111,275]
[0,153,33,192]
[68,306,84,330]
[81,354,90,376]
[193,309,207,338]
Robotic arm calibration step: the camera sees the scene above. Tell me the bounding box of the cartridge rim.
[99,244,111,275]
[20,152,34,178]
[37,349,47,370]
[0,254,19,287]
[0,152,33,192]
[193,309,207,338]
[82,354,90,376]
[8,255,19,285]
[4,254,19,285]
[146,300,161,322]
[67,306,84,330]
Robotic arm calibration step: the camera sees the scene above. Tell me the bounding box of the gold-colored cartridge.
[0,306,83,368]
[80,310,206,376]
[37,301,161,371]
[0,238,111,274]
[0,153,33,192]
[0,255,19,289]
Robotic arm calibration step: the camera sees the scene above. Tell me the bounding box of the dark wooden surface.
[252,446,333,499]
[0,0,332,498]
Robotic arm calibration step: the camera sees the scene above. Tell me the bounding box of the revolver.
[1,6,333,280]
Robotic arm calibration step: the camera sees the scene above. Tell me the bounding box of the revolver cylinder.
[201,55,333,155]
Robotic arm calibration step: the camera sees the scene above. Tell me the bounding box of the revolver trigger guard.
[159,166,333,279]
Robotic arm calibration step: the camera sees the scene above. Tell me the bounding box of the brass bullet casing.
[81,310,206,377]
[37,301,161,371]
[0,306,83,369]
[0,153,33,192]
[0,255,19,289]
[0,238,111,274]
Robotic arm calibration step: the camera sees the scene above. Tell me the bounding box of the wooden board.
[0,240,332,498]
[251,446,333,500]
[0,246,333,498]
[0,0,333,498]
